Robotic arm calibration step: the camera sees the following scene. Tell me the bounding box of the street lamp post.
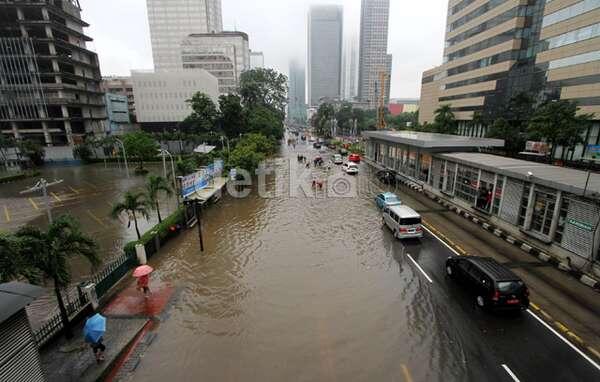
[20,178,64,223]
[159,148,180,206]
[114,138,129,178]
[220,136,230,153]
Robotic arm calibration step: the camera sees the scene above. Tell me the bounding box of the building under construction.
[0,0,106,146]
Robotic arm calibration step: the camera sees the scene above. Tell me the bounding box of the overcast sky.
[81,0,448,99]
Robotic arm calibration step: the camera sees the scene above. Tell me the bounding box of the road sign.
[586,144,600,160]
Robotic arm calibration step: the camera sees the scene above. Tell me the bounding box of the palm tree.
[111,191,150,239]
[0,232,39,283]
[15,215,99,339]
[145,175,172,223]
[433,104,456,134]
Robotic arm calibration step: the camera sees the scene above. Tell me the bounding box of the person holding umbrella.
[84,313,106,363]
[133,264,153,298]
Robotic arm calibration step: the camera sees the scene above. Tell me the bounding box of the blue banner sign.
[181,160,224,198]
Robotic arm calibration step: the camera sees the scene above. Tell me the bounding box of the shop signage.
[567,218,593,232]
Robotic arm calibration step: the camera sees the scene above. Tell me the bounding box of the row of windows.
[545,22,600,50]
[447,50,518,77]
[450,0,477,16]
[548,49,600,69]
[445,72,505,90]
[543,0,600,28]
[448,0,507,33]
[140,103,190,111]
[135,80,203,88]
[439,90,495,102]
[138,92,194,100]
[446,6,525,47]
[445,29,517,62]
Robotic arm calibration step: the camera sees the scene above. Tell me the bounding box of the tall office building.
[342,37,359,100]
[0,0,106,146]
[307,5,343,107]
[419,0,600,157]
[250,51,265,69]
[358,0,392,108]
[146,0,223,70]
[181,32,250,94]
[288,59,306,123]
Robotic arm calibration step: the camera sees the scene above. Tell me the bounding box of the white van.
[382,205,423,239]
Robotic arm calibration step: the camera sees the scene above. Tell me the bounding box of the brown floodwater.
[129,141,469,382]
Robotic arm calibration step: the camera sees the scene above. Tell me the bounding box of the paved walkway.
[40,278,175,382]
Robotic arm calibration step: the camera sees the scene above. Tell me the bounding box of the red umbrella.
[132,265,153,278]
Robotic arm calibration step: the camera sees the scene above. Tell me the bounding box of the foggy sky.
[81,0,448,98]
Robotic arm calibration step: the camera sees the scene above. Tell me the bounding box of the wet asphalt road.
[120,140,599,381]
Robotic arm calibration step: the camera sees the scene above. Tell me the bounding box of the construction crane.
[376,71,388,130]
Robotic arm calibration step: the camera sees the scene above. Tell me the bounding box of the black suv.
[445,256,529,311]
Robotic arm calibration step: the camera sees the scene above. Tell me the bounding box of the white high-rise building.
[250,51,265,69]
[146,0,223,70]
[341,37,358,100]
[358,0,392,107]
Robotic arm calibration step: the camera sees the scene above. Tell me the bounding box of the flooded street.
[128,142,491,382]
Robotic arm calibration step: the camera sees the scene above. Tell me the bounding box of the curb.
[385,171,600,292]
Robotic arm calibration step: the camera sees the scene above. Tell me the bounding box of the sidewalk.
[40,279,174,382]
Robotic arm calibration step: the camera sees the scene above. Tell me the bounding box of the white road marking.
[424,224,600,372]
[527,310,600,371]
[406,253,433,284]
[422,225,461,256]
[501,364,520,382]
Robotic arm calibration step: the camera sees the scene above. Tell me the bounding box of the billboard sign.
[525,141,549,154]
[180,159,223,198]
[586,144,600,160]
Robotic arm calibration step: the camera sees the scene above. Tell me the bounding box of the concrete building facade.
[100,76,136,120]
[104,93,130,134]
[419,0,600,161]
[358,0,392,107]
[146,0,223,70]
[131,69,218,130]
[342,36,359,100]
[0,0,106,146]
[288,59,306,123]
[307,5,343,107]
[180,32,250,94]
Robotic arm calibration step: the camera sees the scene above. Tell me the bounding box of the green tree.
[145,175,172,223]
[486,118,526,155]
[313,102,335,137]
[229,144,265,173]
[219,94,246,139]
[239,68,288,116]
[111,191,150,240]
[176,158,196,176]
[0,232,39,283]
[335,101,354,134]
[239,133,276,155]
[122,131,159,172]
[433,104,456,134]
[15,215,99,339]
[0,134,16,171]
[18,140,45,167]
[528,100,593,159]
[246,105,284,139]
[185,92,218,133]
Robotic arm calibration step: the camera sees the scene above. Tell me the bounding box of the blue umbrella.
[83,313,106,343]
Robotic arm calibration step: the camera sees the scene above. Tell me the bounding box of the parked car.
[375,192,402,209]
[382,205,423,239]
[445,256,530,311]
[313,142,322,149]
[342,162,359,175]
[332,154,343,164]
[348,153,361,163]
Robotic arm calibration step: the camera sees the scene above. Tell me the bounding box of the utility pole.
[114,138,129,178]
[20,178,64,223]
[195,200,204,252]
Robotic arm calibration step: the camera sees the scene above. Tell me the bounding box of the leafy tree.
[145,175,172,223]
[18,140,45,166]
[73,144,93,163]
[506,92,535,123]
[335,101,354,134]
[176,158,196,176]
[0,134,15,171]
[229,144,265,173]
[528,100,593,159]
[122,131,159,171]
[246,105,284,139]
[0,232,39,283]
[239,68,288,117]
[15,215,99,339]
[313,102,335,137]
[487,118,526,155]
[239,133,276,155]
[433,104,456,134]
[185,92,218,133]
[219,94,246,139]
[111,191,150,240]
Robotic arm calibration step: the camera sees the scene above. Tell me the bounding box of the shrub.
[124,206,185,256]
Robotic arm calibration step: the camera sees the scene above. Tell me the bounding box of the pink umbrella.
[132,265,153,278]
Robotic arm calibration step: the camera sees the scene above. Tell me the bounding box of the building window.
[492,175,504,216]
[518,183,532,227]
[445,162,457,194]
[530,187,557,236]
[419,153,431,183]
[543,0,600,28]
[554,196,570,244]
[455,164,479,204]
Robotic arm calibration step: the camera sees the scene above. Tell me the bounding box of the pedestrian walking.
[84,313,106,363]
[133,264,154,299]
